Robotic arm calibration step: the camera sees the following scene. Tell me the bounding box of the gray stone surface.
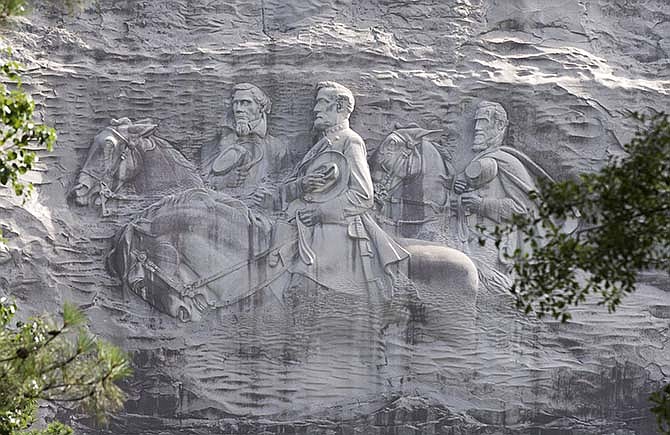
[0,1,669,434]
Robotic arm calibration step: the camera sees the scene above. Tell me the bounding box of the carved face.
[313,88,344,131]
[232,90,262,125]
[473,107,506,151]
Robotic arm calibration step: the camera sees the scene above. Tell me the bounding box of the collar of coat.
[321,119,350,137]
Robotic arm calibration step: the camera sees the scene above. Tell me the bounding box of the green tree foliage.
[490,113,670,434]
[492,113,669,322]
[0,299,132,434]
[0,0,26,19]
[652,385,670,435]
[0,58,56,198]
[0,32,130,433]
[0,0,87,18]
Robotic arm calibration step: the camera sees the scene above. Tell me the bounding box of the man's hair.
[232,83,272,114]
[476,100,508,129]
[316,81,355,114]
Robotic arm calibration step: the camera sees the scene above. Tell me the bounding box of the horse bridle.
[375,132,423,203]
[78,129,135,215]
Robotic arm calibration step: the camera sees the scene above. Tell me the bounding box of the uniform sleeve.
[478,154,534,223]
[278,138,326,211]
[479,197,527,223]
[319,136,374,223]
[278,176,302,210]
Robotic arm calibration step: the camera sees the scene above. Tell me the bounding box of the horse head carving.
[72,118,203,215]
[370,124,453,237]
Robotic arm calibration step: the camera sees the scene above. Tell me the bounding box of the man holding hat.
[275,81,409,296]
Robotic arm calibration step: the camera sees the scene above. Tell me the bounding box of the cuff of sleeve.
[479,198,501,223]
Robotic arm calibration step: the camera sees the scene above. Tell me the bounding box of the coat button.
[304,194,313,201]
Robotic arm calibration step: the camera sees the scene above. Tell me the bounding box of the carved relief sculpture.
[201,83,288,206]
[72,118,204,215]
[107,82,478,329]
[451,101,553,269]
[369,124,452,239]
[95,81,482,416]
[15,0,667,428]
[277,81,410,295]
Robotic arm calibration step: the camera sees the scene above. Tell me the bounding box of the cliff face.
[1,1,669,434]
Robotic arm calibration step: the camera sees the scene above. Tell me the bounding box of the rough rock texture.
[1,1,669,434]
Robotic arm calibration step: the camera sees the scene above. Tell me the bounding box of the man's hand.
[461,194,482,212]
[301,173,328,192]
[453,179,469,194]
[234,166,251,184]
[450,194,482,214]
[249,187,272,208]
[298,208,321,226]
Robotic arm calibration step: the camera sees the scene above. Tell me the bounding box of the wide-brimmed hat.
[299,150,349,203]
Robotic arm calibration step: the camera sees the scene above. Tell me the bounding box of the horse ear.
[417,129,443,139]
[394,122,422,130]
[111,117,132,126]
[128,123,158,137]
[135,118,154,125]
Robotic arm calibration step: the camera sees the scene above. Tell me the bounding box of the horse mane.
[151,135,199,172]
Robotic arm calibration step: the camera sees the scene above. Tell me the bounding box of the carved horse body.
[72,118,203,215]
[369,125,454,239]
[88,121,477,324]
[108,187,478,325]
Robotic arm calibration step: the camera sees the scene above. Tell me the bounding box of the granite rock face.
[1,1,669,434]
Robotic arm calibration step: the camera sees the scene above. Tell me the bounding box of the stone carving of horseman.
[369,124,452,239]
[107,82,478,324]
[272,81,411,296]
[72,118,203,215]
[451,101,554,269]
[201,82,288,206]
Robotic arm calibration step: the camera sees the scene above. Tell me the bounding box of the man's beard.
[313,115,338,132]
[472,130,503,151]
[235,119,253,137]
[472,134,489,152]
[313,119,327,131]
